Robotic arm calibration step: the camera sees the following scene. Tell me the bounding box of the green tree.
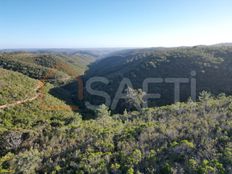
[96,104,111,118]
[125,87,146,111]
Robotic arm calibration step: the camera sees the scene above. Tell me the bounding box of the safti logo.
[39,63,197,112]
[84,71,197,111]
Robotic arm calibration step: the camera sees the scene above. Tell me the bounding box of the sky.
[0,0,232,48]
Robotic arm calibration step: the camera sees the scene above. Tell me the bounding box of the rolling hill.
[0,47,232,173]
[84,45,232,111]
[0,51,94,83]
[0,68,38,106]
[0,68,76,132]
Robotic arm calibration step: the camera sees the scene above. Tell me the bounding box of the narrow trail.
[0,81,44,110]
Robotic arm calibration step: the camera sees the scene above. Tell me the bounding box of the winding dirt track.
[0,81,44,110]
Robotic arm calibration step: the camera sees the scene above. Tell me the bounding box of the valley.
[1,1,232,173]
[0,46,232,173]
[84,45,232,112]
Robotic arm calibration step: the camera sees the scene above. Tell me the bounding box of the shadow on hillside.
[48,80,79,110]
[48,80,96,119]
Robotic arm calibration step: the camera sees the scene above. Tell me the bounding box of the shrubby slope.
[0,93,231,173]
[0,68,38,105]
[0,52,94,83]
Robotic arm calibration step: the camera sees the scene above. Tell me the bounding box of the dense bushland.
[0,92,231,173]
[0,68,38,105]
[0,47,232,173]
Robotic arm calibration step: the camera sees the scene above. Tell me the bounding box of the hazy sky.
[0,0,232,48]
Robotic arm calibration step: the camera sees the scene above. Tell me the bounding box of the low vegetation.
[0,68,38,105]
[0,92,232,173]
[0,47,232,173]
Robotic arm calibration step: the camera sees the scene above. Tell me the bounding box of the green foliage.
[160,163,172,174]
[180,140,195,148]
[0,153,14,173]
[0,93,232,173]
[125,87,146,111]
[199,91,212,102]
[1,47,232,173]
[111,163,120,173]
[127,167,134,174]
[96,104,111,118]
[11,149,42,174]
[0,68,38,105]
[0,52,94,83]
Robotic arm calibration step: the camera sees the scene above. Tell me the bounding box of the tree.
[96,104,111,118]
[125,87,146,111]
[199,91,212,102]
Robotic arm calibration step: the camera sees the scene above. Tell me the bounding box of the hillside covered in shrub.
[0,52,94,83]
[0,93,231,173]
[0,46,232,174]
[0,68,38,105]
[84,45,232,112]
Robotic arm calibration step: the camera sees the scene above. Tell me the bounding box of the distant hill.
[0,48,123,60]
[0,52,94,83]
[84,45,232,111]
[211,43,232,47]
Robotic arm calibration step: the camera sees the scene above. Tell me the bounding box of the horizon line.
[0,42,232,50]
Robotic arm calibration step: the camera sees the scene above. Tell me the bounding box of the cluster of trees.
[0,57,50,79]
[0,92,231,173]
